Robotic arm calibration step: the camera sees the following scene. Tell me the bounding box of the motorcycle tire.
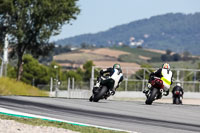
[175,97,180,104]
[89,96,93,102]
[145,88,158,105]
[93,86,108,102]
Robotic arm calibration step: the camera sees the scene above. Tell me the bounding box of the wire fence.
[37,67,200,94]
[91,66,200,92]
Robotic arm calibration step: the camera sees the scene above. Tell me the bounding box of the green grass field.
[112,47,200,69]
[112,47,162,64]
[0,77,48,96]
[112,47,162,58]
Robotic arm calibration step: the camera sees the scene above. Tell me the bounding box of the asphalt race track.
[0,96,200,133]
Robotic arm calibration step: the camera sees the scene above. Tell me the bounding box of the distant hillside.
[53,48,140,70]
[53,47,163,67]
[53,47,200,70]
[55,13,200,55]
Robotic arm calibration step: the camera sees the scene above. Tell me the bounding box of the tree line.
[5,54,96,86]
[161,49,197,62]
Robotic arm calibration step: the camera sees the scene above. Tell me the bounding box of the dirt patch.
[138,55,151,60]
[143,48,166,54]
[58,63,82,68]
[93,61,140,74]
[93,61,140,68]
[0,119,79,133]
[80,48,130,58]
[54,48,142,70]
[54,52,116,63]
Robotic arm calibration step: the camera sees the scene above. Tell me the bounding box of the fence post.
[177,70,180,81]
[90,66,94,91]
[194,71,196,92]
[124,68,129,91]
[67,78,71,98]
[55,81,58,98]
[142,68,145,91]
[50,77,53,97]
[125,78,128,91]
[199,82,200,92]
[182,80,184,90]
[72,77,75,90]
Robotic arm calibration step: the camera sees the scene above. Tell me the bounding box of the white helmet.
[176,83,181,87]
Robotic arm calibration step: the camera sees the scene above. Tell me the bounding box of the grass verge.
[0,114,126,133]
[0,77,48,96]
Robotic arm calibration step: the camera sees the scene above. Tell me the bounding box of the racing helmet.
[176,83,181,87]
[113,63,121,70]
[162,63,170,70]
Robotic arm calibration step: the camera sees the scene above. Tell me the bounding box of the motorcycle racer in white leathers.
[143,63,173,99]
[93,64,123,96]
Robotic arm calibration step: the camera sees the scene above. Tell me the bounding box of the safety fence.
[91,66,200,92]
[36,67,200,98]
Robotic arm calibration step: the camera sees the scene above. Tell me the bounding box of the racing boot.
[143,83,152,97]
[143,88,150,98]
[110,88,115,95]
[93,80,100,94]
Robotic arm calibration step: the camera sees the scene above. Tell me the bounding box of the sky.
[50,0,200,41]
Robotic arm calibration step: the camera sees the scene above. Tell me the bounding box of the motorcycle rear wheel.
[93,86,108,102]
[175,97,180,104]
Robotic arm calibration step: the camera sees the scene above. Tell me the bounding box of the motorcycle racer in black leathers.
[172,83,184,104]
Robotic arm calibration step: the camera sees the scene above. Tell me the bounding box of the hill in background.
[53,47,163,69]
[53,46,200,70]
[55,12,200,55]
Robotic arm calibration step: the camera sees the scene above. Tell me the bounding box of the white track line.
[0,107,137,133]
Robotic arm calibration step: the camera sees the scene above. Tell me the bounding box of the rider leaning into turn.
[93,64,124,95]
[143,63,173,98]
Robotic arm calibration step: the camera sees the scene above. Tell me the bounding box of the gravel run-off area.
[0,119,79,133]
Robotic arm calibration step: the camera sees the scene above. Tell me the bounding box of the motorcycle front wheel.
[93,86,108,102]
[145,88,158,105]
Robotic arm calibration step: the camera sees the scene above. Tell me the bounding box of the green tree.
[166,49,172,55]
[7,63,17,78]
[22,54,50,85]
[161,54,172,61]
[82,60,99,81]
[172,53,181,61]
[0,0,80,81]
[83,61,94,81]
[76,67,84,78]
[62,70,82,82]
